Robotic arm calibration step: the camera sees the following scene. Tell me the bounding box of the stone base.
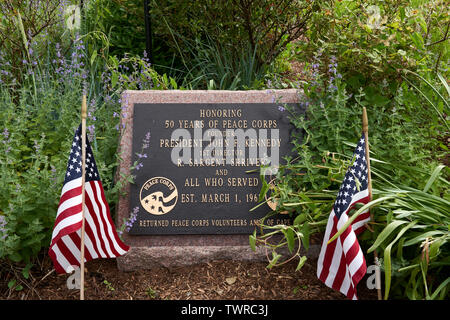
[117,243,320,271]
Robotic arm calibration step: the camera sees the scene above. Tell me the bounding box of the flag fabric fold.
[49,125,129,274]
[316,134,371,300]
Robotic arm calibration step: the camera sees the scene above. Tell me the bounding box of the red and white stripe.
[316,190,371,300]
[49,177,129,274]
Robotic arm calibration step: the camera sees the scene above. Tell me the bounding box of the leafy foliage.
[0,1,179,267]
[253,44,449,299]
[294,0,449,93]
[86,0,323,88]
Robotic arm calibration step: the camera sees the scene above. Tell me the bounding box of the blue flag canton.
[333,134,369,218]
[63,125,100,185]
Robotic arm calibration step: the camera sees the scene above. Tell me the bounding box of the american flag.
[49,125,129,274]
[316,134,371,300]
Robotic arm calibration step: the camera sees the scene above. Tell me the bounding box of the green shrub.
[84,0,324,88]
[253,49,449,299]
[291,0,449,96]
[0,1,180,265]
[82,0,180,74]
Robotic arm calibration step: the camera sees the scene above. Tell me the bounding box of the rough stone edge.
[115,90,304,270]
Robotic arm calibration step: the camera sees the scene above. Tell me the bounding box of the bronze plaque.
[128,102,301,234]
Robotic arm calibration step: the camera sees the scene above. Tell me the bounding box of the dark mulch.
[1,254,378,300]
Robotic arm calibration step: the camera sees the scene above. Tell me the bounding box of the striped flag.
[316,134,371,300]
[49,125,129,274]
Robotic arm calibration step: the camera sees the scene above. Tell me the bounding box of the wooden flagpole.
[362,107,382,300]
[80,95,87,300]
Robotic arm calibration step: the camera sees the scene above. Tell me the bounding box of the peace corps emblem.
[140,177,178,215]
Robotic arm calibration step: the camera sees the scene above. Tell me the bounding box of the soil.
[1,254,378,301]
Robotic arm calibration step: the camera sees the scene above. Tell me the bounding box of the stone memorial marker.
[116,90,304,271]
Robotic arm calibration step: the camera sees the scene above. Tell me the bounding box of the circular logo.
[140,177,178,215]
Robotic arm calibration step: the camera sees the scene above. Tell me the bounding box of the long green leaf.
[300,222,310,251]
[267,252,281,269]
[258,174,269,203]
[398,263,420,273]
[403,77,449,131]
[437,73,450,96]
[403,231,445,246]
[368,220,409,252]
[283,227,295,253]
[403,69,449,109]
[383,220,418,300]
[296,256,307,271]
[423,165,445,193]
[249,230,256,252]
[328,196,397,245]
[430,277,450,300]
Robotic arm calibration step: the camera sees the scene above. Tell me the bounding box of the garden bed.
[1,256,378,300]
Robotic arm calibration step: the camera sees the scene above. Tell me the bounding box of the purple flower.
[278,105,285,112]
[0,215,7,240]
[33,140,40,153]
[2,128,9,139]
[328,64,337,74]
[87,124,95,142]
[328,84,338,92]
[121,207,140,234]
